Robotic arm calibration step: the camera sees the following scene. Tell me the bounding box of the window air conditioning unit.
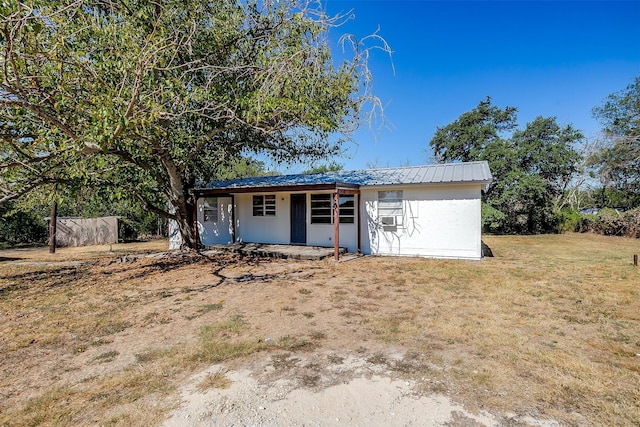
[380,216,396,226]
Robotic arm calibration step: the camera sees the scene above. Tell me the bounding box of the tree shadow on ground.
[0,266,88,297]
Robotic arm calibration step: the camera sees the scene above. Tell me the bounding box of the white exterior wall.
[168,219,182,249]
[360,185,483,259]
[194,185,482,259]
[234,192,291,245]
[305,191,358,253]
[195,191,359,252]
[196,196,233,245]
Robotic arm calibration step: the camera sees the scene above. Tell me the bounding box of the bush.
[0,204,48,246]
[481,203,507,233]
[620,208,640,238]
[590,208,625,236]
[557,210,591,233]
[561,208,640,238]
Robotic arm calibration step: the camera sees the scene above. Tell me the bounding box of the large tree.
[590,76,640,208]
[429,99,583,234]
[1,0,383,248]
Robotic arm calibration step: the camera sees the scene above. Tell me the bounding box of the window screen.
[310,194,332,223]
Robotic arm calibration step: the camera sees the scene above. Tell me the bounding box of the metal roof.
[200,161,492,191]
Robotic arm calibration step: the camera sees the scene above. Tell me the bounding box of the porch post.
[192,193,199,249]
[333,191,340,261]
[230,194,236,243]
[356,193,361,254]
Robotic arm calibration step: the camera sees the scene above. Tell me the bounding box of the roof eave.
[194,181,360,196]
[359,180,493,189]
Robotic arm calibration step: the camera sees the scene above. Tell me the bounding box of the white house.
[187,161,492,260]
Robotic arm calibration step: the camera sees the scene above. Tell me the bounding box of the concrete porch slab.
[204,242,347,261]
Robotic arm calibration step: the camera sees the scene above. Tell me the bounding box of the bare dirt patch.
[1,235,639,426]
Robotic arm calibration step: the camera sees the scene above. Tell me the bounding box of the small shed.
[188,161,492,260]
[47,216,119,247]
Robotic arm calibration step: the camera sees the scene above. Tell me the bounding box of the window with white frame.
[378,190,403,219]
[252,195,276,216]
[203,198,218,222]
[310,194,355,224]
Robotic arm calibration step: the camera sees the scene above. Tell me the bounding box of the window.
[203,198,218,222]
[311,194,332,224]
[310,194,355,224]
[252,195,276,216]
[378,190,403,217]
[338,195,354,223]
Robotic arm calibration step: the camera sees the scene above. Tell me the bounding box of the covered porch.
[192,181,361,261]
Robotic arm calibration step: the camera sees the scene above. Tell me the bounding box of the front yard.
[0,234,638,426]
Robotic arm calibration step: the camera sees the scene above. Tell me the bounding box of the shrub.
[557,210,591,233]
[590,208,625,236]
[0,203,48,247]
[565,208,640,238]
[621,208,640,238]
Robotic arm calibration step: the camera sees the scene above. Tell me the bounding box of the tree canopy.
[589,76,640,208]
[429,98,583,234]
[430,97,518,164]
[1,0,384,247]
[302,160,343,174]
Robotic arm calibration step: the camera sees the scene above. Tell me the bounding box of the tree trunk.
[172,193,197,250]
[156,141,197,250]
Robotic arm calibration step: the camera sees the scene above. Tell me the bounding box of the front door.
[290,194,306,244]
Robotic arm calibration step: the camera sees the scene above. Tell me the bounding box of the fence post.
[48,200,57,254]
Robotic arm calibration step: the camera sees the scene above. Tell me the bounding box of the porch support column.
[333,191,340,261]
[356,193,361,254]
[192,193,199,249]
[230,194,236,243]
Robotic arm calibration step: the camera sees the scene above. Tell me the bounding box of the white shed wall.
[360,185,483,259]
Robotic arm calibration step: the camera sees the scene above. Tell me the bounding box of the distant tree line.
[429,75,640,236]
[0,157,272,247]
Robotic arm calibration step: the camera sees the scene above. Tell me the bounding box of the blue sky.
[280,0,640,172]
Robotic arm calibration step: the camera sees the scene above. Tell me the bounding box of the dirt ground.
[1,236,638,426]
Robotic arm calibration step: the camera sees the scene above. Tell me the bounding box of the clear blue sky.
[280,0,640,172]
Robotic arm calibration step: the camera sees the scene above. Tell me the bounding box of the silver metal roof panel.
[202,161,492,190]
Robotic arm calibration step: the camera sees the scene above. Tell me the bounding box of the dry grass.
[196,369,231,392]
[350,234,640,425]
[0,234,638,426]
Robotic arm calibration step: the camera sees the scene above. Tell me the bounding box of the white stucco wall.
[195,191,358,252]
[234,192,291,245]
[194,185,482,259]
[196,196,233,245]
[305,191,358,253]
[359,185,483,259]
